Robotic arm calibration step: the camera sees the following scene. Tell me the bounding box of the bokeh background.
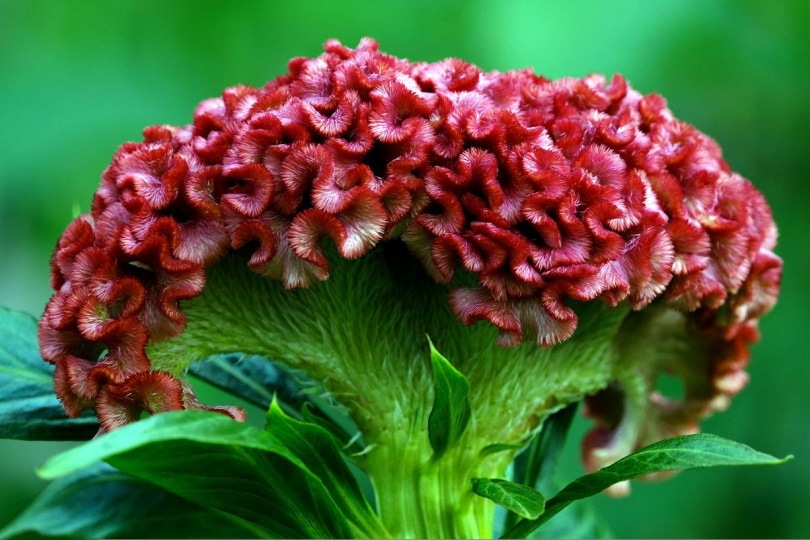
[1,0,807,537]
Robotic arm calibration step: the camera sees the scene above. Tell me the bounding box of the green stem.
[363,432,509,539]
[146,246,637,537]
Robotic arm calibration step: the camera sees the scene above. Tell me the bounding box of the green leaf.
[39,410,355,539]
[188,353,305,411]
[504,403,577,531]
[266,400,388,538]
[516,403,577,494]
[0,306,98,440]
[0,463,266,539]
[472,478,545,520]
[501,433,792,539]
[190,353,364,453]
[427,337,471,458]
[526,498,611,539]
[301,402,365,455]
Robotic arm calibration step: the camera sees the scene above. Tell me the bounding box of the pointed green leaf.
[502,433,792,539]
[266,400,388,538]
[39,410,354,539]
[427,337,471,458]
[1,463,267,539]
[0,306,98,440]
[472,478,545,520]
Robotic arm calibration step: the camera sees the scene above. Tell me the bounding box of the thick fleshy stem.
[364,431,508,539]
[145,246,633,537]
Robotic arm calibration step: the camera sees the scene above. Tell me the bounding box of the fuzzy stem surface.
[148,244,634,538]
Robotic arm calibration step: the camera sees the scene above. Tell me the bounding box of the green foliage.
[0,463,263,539]
[0,311,793,539]
[505,403,577,530]
[300,402,365,455]
[471,478,545,520]
[188,353,304,410]
[502,434,792,539]
[265,400,387,538]
[190,352,365,453]
[514,403,577,494]
[528,499,611,539]
[427,337,471,459]
[38,411,356,539]
[0,306,98,440]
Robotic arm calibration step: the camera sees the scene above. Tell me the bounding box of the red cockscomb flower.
[39,39,780,488]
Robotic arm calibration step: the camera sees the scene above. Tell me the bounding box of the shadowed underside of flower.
[39,39,780,480]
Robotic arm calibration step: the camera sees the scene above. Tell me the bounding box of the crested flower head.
[40,37,780,478]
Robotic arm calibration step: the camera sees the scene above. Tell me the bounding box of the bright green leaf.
[0,463,267,539]
[0,306,98,440]
[471,478,545,520]
[266,400,388,538]
[427,337,471,458]
[39,410,354,539]
[502,433,792,539]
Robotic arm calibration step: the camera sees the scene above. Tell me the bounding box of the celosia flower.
[40,38,780,519]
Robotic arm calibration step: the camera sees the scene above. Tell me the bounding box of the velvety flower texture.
[40,37,781,461]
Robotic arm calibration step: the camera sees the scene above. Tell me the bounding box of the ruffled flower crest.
[40,37,780,473]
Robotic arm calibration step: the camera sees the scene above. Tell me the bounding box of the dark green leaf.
[525,497,611,539]
[266,400,388,538]
[188,353,304,410]
[190,353,364,452]
[504,403,577,530]
[502,433,792,539]
[472,478,545,520]
[301,402,365,455]
[427,337,471,458]
[0,306,98,440]
[0,463,266,539]
[39,410,355,539]
[516,403,577,494]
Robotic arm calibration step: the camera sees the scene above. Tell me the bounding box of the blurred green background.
[1,0,807,537]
